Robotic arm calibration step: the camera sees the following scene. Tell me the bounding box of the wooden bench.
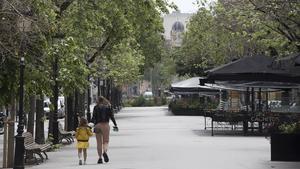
[58,123,74,144]
[23,132,52,164]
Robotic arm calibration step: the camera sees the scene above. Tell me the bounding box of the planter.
[271,133,300,161]
[170,107,204,116]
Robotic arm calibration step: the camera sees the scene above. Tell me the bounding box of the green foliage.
[123,95,167,107]
[0,58,18,105]
[169,96,218,110]
[0,0,172,107]
[131,96,146,107]
[46,133,54,143]
[143,46,177,96]
[157,54,177,87]
[175,7,229,76]
[122,101,132,107]
[175,0,300,76]
[50,37,90,95]
[154,97,167,106]
[246,0,300,51]
[279,122,300,134]
[169,98,203,109]
[50,144,63,151]
[106,39,145,85]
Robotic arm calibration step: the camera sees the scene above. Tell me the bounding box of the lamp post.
[14,57,25,169]
[14,17,29,169]
[100,79,104,97]
[158,88,161,97]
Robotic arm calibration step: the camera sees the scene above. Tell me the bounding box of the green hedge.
[168,97,218,116]
[123,96,167,107]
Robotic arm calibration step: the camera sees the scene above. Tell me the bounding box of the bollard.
[7,119,15,168]
[2,118,15,168]
[3,117,8,168]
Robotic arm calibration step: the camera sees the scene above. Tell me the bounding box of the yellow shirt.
[75,127,93,141]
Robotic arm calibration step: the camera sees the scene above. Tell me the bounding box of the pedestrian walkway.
[9,107,300,169]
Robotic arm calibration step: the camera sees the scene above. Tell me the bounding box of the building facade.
[163,11,193,47]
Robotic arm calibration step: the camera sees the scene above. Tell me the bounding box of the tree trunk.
[117,88,122,109]
[66,94,75,131]
[111,87,115,108]
[86,81,92,122]
[35,95,45,144]
[102,79,106,97]
[27,95,36,135]
[106,79,112,101]
[78,92,85,118]
[97,78,101,97]
[74,90,79,129]
[48,108,53,139]
[49,55,59,144]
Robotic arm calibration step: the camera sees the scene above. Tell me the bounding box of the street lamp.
[158,88,161,97]
[14,17,30,169]
[97,79,104,97]
[14,57,25,169]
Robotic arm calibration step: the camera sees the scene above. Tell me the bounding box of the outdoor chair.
[23,132,52,164]
[58,123,75,144]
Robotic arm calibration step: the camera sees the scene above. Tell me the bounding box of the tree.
[1,0,171,138]
[248,0,300,51]
[175,7,232,76]
[175,0,299,76]
[216,0,299,55]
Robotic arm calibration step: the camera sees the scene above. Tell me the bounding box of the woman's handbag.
[113,126,119,132]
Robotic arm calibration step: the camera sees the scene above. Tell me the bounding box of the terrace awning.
[201,54,300,88]
[170,77,220,94]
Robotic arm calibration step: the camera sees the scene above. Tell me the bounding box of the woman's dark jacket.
[92,104,117,126]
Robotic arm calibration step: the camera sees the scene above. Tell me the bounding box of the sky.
[169,0,199,13]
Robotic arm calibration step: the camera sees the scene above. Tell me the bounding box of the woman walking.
[92,96,118,164]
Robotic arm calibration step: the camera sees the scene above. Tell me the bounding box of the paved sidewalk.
[7,107,300,169]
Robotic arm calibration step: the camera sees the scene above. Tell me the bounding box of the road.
[2,106,300,169]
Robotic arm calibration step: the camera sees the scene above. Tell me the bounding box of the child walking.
[75,117,93,165]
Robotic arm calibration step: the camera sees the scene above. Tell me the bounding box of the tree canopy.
[174,0,300,76]
[0,0,172,106]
